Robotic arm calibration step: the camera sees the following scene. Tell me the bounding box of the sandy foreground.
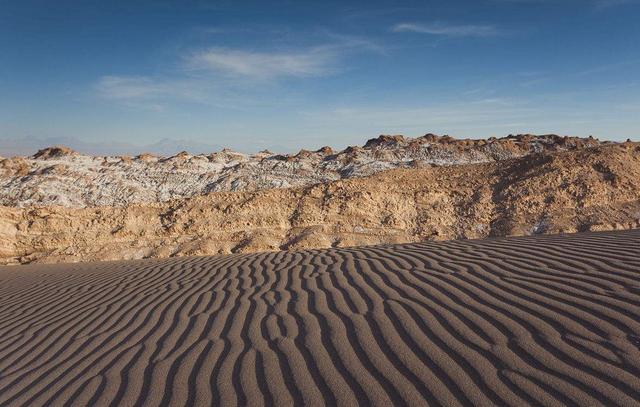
[1,230,639,406]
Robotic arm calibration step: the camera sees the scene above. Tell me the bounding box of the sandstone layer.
[1,142,638,265]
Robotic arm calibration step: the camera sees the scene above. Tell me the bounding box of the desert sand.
[1,230,640,406]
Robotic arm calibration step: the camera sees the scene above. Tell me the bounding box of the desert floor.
[1,230,640,406]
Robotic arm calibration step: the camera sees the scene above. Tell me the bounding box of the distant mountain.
[0,136,222,157]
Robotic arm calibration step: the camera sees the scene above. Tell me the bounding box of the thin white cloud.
[94,73,269,111]
[185,46,338,79]
[96,76,165,100]
[392,22,500,37]
[94,75,211,110]
[313,99,535,129]
[95,35,381,110]
[574,59,640,77]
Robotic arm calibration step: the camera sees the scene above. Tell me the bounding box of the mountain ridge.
[1,140,638,265]
[0,133,606,208]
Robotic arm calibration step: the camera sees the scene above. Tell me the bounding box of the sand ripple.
[1,230,640,406]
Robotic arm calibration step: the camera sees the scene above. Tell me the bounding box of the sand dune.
[1,230,640,406]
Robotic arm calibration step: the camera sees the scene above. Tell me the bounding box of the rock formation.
[0,134,603,208]
[1,139,638,265]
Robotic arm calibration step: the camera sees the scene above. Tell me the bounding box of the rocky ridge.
[1,140,638,265]
[0,134,602,207]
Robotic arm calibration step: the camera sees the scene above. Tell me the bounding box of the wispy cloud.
[95,76,209,111]
[574,59,640,77]
[392,22,500,37]
[94,73,275,111]
[96,76,165,100]
[95,36,380,110]
[314,98,535,128]
[185,47,338,79]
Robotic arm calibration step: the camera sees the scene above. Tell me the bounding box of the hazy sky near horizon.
[1,0,639,153]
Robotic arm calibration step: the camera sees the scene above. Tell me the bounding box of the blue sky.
[1,0,639,154]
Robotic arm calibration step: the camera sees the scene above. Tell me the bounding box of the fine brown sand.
[1,230,640,406]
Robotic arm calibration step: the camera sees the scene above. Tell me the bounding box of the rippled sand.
[1,230,640,406]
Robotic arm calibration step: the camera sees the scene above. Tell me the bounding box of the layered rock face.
[0,134,602,207]
[1,139,638,265]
